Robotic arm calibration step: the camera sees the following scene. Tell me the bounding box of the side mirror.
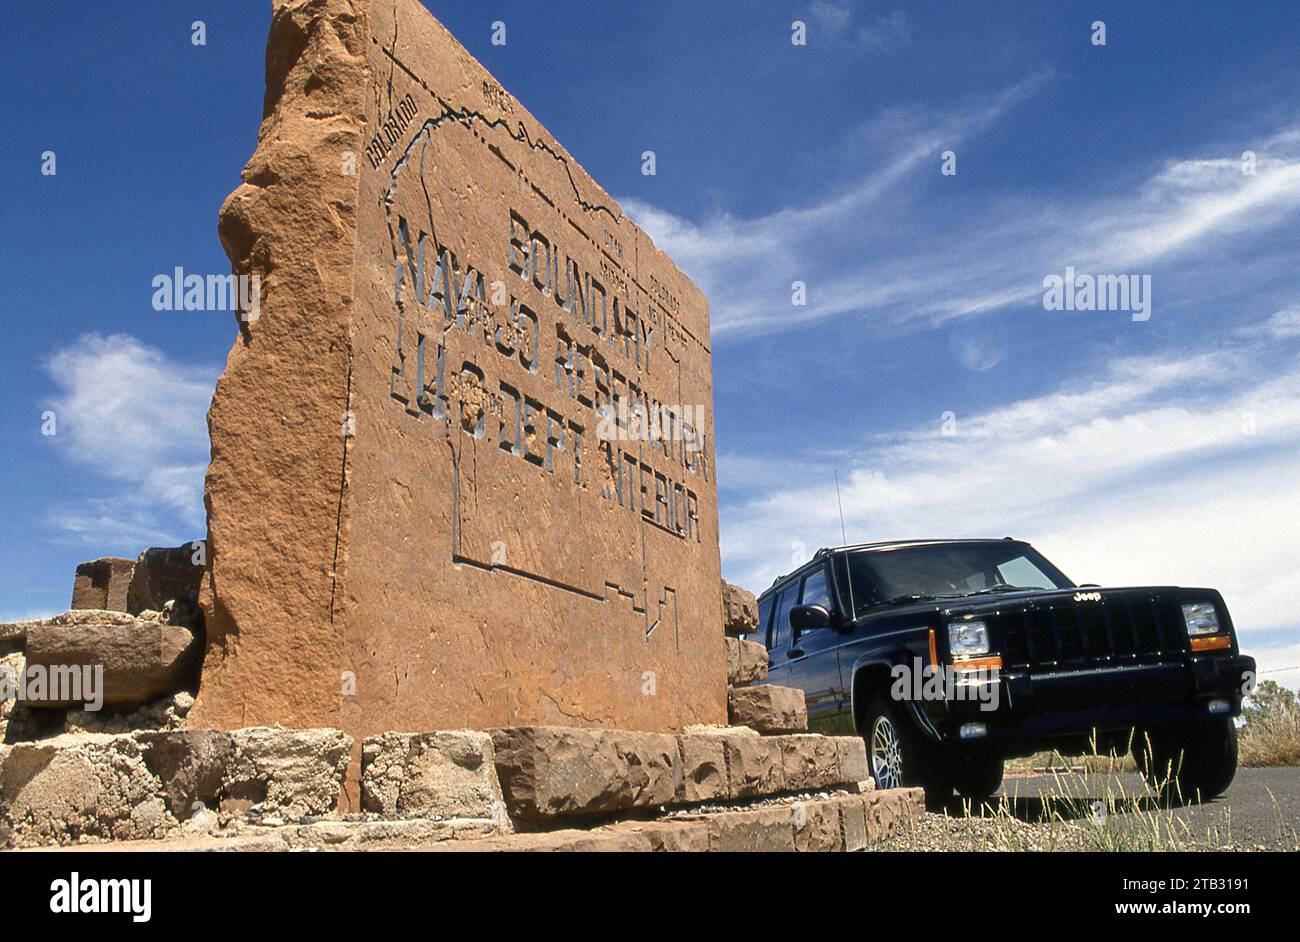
[790,604,831,638]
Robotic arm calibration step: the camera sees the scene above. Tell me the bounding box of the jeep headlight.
[948,619,990,657]
[1181,603,1220,636]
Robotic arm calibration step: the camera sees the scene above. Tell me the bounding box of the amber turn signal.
[952,655,1003,672]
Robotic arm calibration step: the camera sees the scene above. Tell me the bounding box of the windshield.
[834,542,1073,617]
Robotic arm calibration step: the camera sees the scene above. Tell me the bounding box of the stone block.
[704,805,796,852]
[361,730,509,827]
[676,730,729,803]
[490,726,679,819]
[776,734,842,792]
[125,543,205,616]
[862,788,925,842]
[22,610,200,709]
[840,794,869,851]
[792,798,843,852]
[0,733,172,845]
[728,684,808,733]
[134,729,234,819]
[833,735,870,784]
[189,0,725,742]
[722,580,758,636]
[722,730,784,798]
[71,557,135,612]
[725,636,768,686]
[223,727,352,818]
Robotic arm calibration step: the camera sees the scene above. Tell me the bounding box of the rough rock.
[703,804,796,852]
[863,787,925,835]
[71,557,135,612]
[722,581,759,636]
[135,729,235,818]
[222,727,352,818]
[728,684,808,733]
[65,692,194,735]
[676,730,730,803]
[0,651,22,740]
[777,734,842,791]
[431,818,711,853]
[833,735,869,784]
[490,726,679,819]
[721,730,785,798]
[0,733,173,844]
[126,544,205,616]
[23,611,200,709]
[725,636,768,686]
[361,730,509,827]
[840,793,869,851]
[792,798,843,852]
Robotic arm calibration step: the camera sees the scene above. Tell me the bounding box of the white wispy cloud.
[1246,304,1300,340]
[626,103,1300,337]
[41,333,217,549]
[807,2,910,52]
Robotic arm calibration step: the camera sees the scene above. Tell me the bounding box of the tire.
[861,689,949,805]
[952,756,1004,801]
[1132,718,1238,805]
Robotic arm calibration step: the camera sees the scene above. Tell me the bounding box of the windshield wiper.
[962,584,1040,597]
[873,594,950,607]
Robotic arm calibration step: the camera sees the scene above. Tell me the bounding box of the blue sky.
[1,1,1297,686]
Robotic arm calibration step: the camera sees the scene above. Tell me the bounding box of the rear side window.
[772,585,797,651]
[756,596,774,647]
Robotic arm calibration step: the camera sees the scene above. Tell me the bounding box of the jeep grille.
[997,599,1187,671]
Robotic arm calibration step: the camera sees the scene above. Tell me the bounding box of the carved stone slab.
[190,0,725,743]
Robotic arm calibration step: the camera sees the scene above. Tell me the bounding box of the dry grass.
[1004,770,1202,851]
[1005,747,1136,777]
[883,772,1209,851]
[884,769,1299,852]
[1239,705,1300,768]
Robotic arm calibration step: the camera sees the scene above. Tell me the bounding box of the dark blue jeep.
[751,539,1255,805]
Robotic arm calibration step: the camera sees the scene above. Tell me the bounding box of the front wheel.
[862,691,949,806]
[1132,718,1238,805]
[863,693,908,790]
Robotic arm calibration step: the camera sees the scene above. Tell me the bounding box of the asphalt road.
[948,767,1300,850]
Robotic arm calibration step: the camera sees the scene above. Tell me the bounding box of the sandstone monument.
[189,0,725,741]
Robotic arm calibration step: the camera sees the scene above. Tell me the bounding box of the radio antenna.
[834,469,848,545]
[834,469,856,618]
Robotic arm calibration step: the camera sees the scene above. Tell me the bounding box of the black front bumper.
[926,654,1255,756]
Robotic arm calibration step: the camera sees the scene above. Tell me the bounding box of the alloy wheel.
[870,714,904,789]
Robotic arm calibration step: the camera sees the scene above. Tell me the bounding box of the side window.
[772,586,797,651]
[800,566,831,610]
[756,596,774,648]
